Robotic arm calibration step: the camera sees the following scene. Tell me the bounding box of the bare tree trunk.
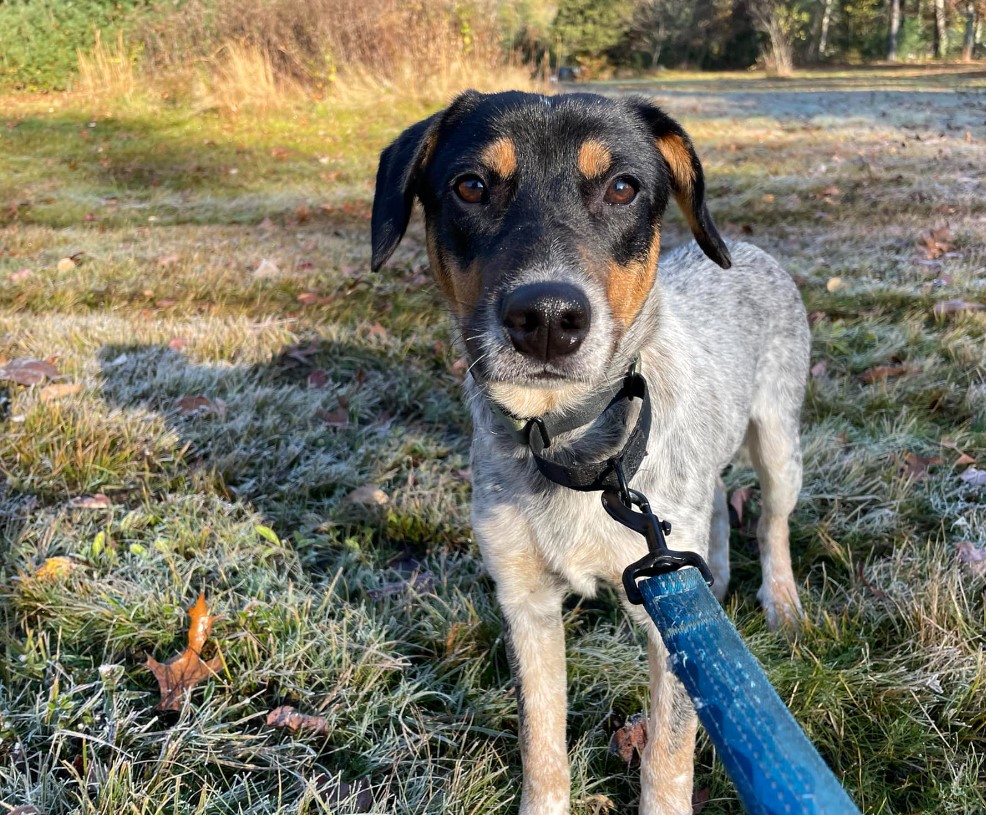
[962,2,975,60]
[934,0,948,58]
[750,0,795,76]
[818,0,833,59]
[888,0,902,60]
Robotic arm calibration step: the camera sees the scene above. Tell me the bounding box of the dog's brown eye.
[455,175,487,204]
[604,177,638,205]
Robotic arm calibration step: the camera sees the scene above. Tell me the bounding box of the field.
[1,66,985,814]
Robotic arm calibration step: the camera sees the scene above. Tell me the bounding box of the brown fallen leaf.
[608,712,648,767]
[177,395,227,417]
[860,364,908,384]
[583,794,617,815]
[146,594,223,711]
[35,556,78,581]
[0,358,61,386]
[317,407,349,428]
[932,299,984,318]
[69,493,113,509]
[57,257,77,273]
[956,541,986,578]
[9,268,33,282]
[918,225,953,259]
[450,357,469,378]
[267,705,330,736]
[692,787,711,814]
[308,773,373,812]
[168,337,187,351]
[810,359,828,378]
[955,453,976,467]
[297,291,320,305]
[958,467,986,487]
[900,452,942,480]
[729,486,755,527]
[307,369,329,389]
[346,485,389,506]
[825,276,843,293]
[38,382,82,401]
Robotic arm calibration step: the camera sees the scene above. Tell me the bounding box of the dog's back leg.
[747,405,804,631]
[707,478,730,602]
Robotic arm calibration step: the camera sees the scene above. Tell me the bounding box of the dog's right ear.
[370,114,440,272]
[371,91,482,271]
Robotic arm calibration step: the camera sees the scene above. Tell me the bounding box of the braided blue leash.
[638,568,862,815]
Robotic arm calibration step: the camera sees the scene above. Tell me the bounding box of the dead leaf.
[9,268,33,282]
[583,794,617,815]
[267,705,330,736]
[158,254,180,266]
[38,382,82,401]
[450,357,469,378]
[168,337,187,351]
[692,788,711,814]
[917,225,953,259]
[297,292,320,305]
[956,541,986,577]
[810,359,828,378]
[177,395,227,417]
[932,299,983,318]
[69,493,112,509]
[145,594,223,711]
[609,713,648,767]
[367,322,389,341]
[35,556,78,581]
[367,572,435,599]
[729,486,755,527]
[955,453,976,467]
[860,364,908,384]
[346,485,389,506]
[307,369,329,388]
[900,452,942,480]
[56,257,77,273]
[825,276,843,292]
[959,467,986,487]
[308,773,373,812]
[317,407,349,428]
[0,358,61,386]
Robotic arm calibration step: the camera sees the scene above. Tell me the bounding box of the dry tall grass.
[129,0,533,110]
[76,31,137,98]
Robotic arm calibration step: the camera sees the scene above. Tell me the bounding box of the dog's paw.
[759,584,804,635]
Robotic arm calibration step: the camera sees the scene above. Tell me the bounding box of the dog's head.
[371,91,730,417]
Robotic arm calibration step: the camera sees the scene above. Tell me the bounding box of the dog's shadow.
[96,339,472,554]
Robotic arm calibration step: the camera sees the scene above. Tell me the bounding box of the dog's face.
[371,92,730,417]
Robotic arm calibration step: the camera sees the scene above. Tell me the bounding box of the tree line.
[509,0,985,75]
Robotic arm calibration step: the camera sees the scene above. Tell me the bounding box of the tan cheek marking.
[426,229,482,319]
[479,137,517,178]
[577,139,612,179]
[605,226,661,328]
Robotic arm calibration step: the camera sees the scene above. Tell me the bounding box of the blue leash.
[638,568,862,815]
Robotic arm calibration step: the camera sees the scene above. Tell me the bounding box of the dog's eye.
[604,176,638,206]
[454,175,488,205]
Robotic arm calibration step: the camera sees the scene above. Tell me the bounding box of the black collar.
[480,358,652,493]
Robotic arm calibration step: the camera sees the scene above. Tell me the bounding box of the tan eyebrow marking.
[577,139,613,179]
[479,137,518,178]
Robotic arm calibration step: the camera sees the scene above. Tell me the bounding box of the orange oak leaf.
[608,712,648,767]
[146,594,223,711]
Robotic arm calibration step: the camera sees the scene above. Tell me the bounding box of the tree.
[553,0,634,65]
[933,0,948,57]
[749,0,799,75]
[887,0,902,59]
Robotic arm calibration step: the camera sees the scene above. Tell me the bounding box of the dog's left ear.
[629,97,731,269]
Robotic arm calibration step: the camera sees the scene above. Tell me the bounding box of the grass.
[1,65,985,813]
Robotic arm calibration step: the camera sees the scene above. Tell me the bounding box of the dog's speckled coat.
[372,91,810,815]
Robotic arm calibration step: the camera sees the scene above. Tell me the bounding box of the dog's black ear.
[629,97,731,269]
[371,90,483,272]
[370,114,441,272]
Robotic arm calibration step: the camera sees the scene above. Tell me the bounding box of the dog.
[371,91,810,815]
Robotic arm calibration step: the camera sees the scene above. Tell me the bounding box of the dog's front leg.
[638,624,696,815]
[502,586,570,815]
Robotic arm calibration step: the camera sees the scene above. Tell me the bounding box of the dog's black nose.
[501,283,591,362]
